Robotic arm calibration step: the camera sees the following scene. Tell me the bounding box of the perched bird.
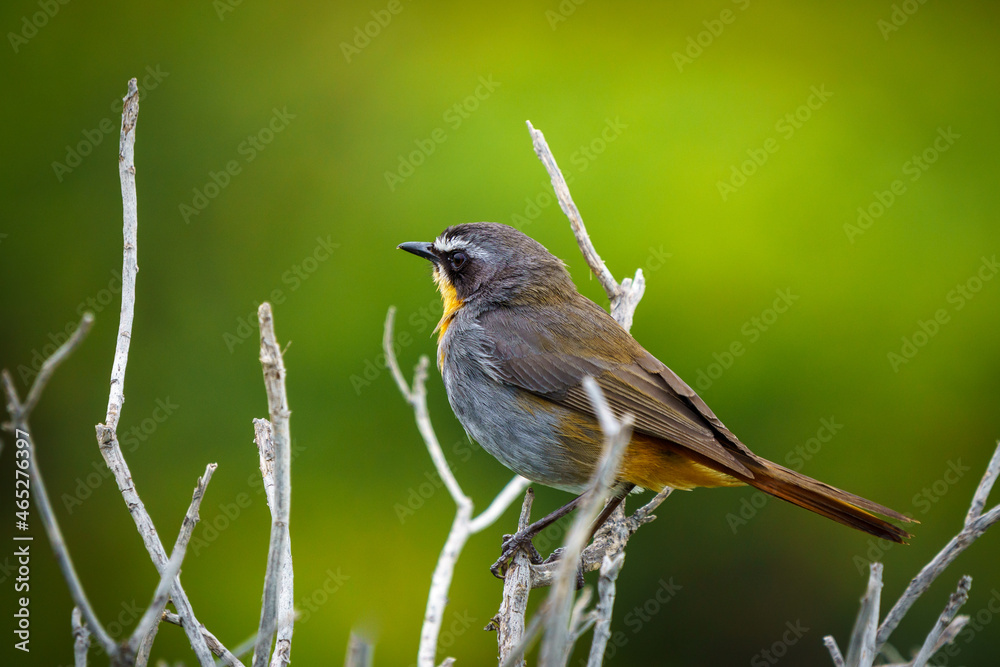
[399,222,913,555]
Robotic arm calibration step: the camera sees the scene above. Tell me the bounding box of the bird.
[398,222,914,565]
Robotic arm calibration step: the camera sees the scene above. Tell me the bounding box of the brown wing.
[481,297,756,478]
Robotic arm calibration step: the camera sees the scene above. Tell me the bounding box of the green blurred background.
[2,1,999,665]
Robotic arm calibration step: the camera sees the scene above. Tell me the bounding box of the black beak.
[398,241,439,264]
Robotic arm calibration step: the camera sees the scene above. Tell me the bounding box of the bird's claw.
[491,531,544,579]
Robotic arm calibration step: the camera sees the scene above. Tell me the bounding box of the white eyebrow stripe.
[433,236,471,253]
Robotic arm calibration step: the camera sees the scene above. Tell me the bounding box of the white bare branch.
[875,441,1000,651]
[538,379,633,666]
[253,303,295,667]
[130,464,217,662]
[384,307,528,667]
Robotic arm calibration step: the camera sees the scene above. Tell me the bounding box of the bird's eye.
[449,251,467,271]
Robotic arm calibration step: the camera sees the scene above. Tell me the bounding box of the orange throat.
[433,268,463,366]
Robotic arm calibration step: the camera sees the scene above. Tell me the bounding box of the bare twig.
[587,552,624,667]
[344,632,375,667]
[495,490,536,666]
[73,607,92,667]
[253,303,295,667]
[88,78,220,667]
[252,415,295,667]
[21,312,95,414]
[911,576,971,667]
[525,121,645,330]
[500,605,546,667]
[875,441,1000,651]
[158,613,245,666]
[130,464,217,662]
[539,378,633,666]
[965,441,1000,525]
[384,307,529,667]
[561,587,595,664]
[106,77,140,433]
[823,636,846,667]
[846,563,882,667]
[1,317,115,657]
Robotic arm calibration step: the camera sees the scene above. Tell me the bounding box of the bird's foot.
[491,531,545,579]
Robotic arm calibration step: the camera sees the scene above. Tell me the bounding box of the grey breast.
[438,315,592,493]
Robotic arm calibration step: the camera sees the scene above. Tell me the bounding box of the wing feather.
[481,300,755,478]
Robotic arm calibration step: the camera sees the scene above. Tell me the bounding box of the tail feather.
[747,459,916,544]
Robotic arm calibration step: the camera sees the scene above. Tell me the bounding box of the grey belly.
[441,349,592,494]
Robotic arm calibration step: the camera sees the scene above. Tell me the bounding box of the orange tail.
[746,459,916,544]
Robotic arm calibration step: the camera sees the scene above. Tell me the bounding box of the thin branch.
[73,607,92,667]
[875,441,1000,650]
[130,464,217,661]
[21,312,95,414]
[539,378,633,667]
[344,632,375,667]
[823,635,846,667]
[561,587,595,664]
[254,414,295,665]
[846,562,882,667]
[105,77,139,433]
[253,303,295,667]
[2,319,116,658]
[495,490,536,667]
[525,121,645,330]
[500,604,546,667]
[159,613,246,667]
[88,77,220,667]
[385,307,469,508]
[911,576,971,667]
[966,441,1000,525]
[384,307,527,667]
[254,418,295,667]
[587,552,624,667]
